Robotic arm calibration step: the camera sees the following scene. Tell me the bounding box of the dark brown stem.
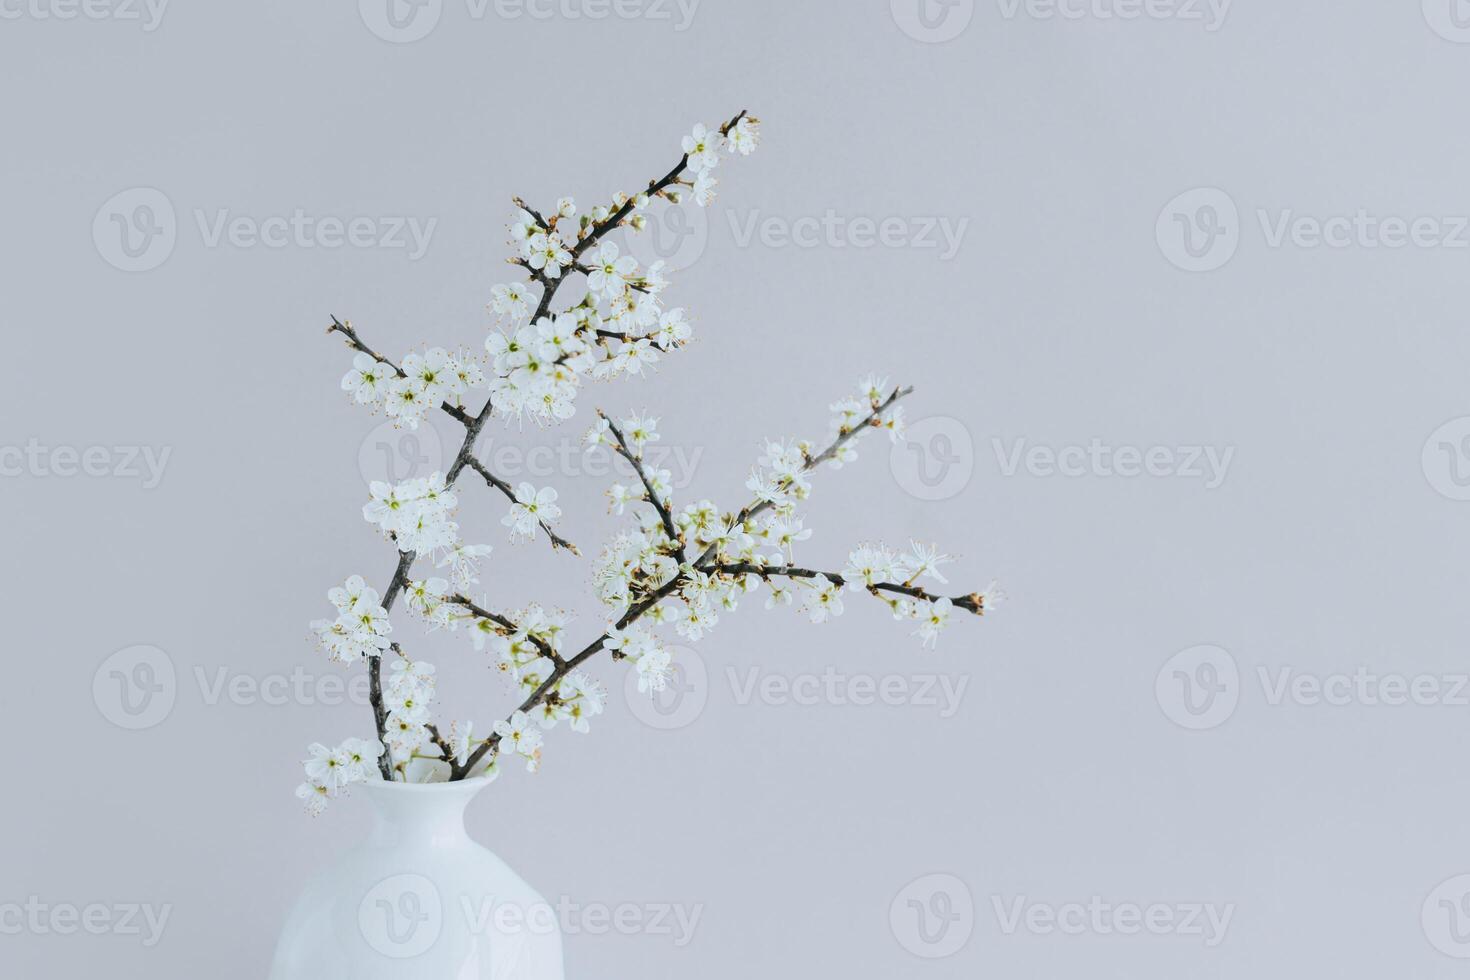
[455,573,685,777]
[327,316,473,426]
[454,372,919,782]
[463,456,580,555]
[708,562,987,615]
[448,593,564,667]
[519,109,748,327]
[598,410,686,563]
[690,385,914,569]
[363,549,418,779]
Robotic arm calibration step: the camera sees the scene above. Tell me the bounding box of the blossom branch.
[519,109,748,325]
[447,593,563,667]
[463,456,580,555]
[458,381,921,777]
[456,575,684,778]
[359,549,417,779]
[597,409,685,562]
[327,316,473,426]
[692,384,915,569]
[709,562,989,615]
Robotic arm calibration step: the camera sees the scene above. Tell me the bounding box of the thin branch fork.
[327,316,569,770]
[327,316,474,426]
[464,456,581,555]
[455,572,686,779]
[519,108,749,327]
[458,376,916,779]
[448,593,564,667]
[690,385,916,570]
[347,108,757,781]
[709,562,987,615]
[597,410,686,563]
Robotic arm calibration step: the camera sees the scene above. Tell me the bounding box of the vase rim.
[359,776,494,794]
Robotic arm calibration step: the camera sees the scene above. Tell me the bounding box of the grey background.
[4,0,1470,976]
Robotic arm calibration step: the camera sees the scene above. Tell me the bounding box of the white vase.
[270,778,565,980]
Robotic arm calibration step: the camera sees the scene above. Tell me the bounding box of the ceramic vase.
[270,778,565,979]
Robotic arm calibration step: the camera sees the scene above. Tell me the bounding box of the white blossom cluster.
[298,113,992,811]
[308,575,392,663]
[296,737,384,816]
[482,119,758,426]
[341,347,487,430]
[584,376,1001,681]
[362,473,494,587]
[382,658,439,765]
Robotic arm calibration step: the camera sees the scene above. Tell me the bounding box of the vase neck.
[359,779,488,847]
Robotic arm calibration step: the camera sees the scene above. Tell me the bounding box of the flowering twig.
[456,574,684,778]
[299,111,999,811]
[327,316,473,426]
[360,551,417,779]
[464,456,579,555]
[597,409,686,563]
[694,385,915,569]
[448,593,563,667]
[520,109,748,326]
[708,563,990,615]
[458,386,938,777]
